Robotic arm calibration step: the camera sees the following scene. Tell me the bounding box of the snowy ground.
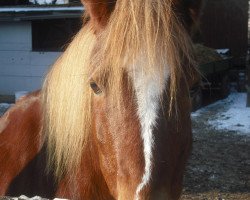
[192,93,250,135]
[183,92,250,200]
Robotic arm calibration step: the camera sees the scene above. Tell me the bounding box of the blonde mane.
[42,0,195,177]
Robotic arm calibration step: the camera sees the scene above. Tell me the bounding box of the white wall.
[0,21,61,95]
[0,21,32,51]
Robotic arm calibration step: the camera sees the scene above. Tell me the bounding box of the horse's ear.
[177,0,203,33]
[81,0,116,32]
[187,0,203,23]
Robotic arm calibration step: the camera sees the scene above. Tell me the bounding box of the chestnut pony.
[0,0,202,199]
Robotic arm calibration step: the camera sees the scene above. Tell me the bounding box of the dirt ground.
[182,101,250,199]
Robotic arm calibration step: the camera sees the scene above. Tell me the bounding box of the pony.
[0,0,202,199]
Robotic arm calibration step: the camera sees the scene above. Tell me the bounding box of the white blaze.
[130,65,169,200]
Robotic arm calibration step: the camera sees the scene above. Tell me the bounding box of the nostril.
[90,81,102,95]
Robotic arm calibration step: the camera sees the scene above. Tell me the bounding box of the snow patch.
[10,195,68,200]
[192,93,250,135]
[0,103,12,116]
[15,91,28,102]
[29,0,69,5]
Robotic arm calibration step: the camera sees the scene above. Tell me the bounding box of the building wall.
[196,0,248,56]
[0,21,60,95]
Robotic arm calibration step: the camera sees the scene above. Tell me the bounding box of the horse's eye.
[90,81,102,95]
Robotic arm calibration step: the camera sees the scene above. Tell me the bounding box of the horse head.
[41,0,203,199]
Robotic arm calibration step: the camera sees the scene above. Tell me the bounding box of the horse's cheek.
[91,97,118,197]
